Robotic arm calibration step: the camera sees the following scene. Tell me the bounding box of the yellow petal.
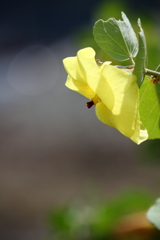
[101,64,137,114]
[63,57,85,83]
[95,102,114,128]
[65,75,95,100]
[77,47,96,61]
[77,49,115,110]
[88,67,115,111]
[63,47,148,144]
[130,113,148,144]
[77,48,99,83]
[96,98,148,144]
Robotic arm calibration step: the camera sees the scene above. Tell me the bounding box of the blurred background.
[0,0,160,239]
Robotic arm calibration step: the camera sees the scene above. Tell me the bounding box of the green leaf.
[93,12,138,61]
[133,19,147,88]
[147,198,160,230]
[139,76,160,139]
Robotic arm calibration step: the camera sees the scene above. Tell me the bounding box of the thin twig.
[145,68,160,78]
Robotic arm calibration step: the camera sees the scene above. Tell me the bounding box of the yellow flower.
[63,47,148,144]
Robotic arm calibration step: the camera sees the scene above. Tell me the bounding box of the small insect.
[151,75,160,84]
[96,59,103,66]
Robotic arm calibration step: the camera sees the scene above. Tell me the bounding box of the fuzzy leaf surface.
[93,12,138,61]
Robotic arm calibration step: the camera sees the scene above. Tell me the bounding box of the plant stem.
[145,68,160,78]
[129,57,135,65]
[116,65,160,78]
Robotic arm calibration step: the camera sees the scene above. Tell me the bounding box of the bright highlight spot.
[8,45,59,96]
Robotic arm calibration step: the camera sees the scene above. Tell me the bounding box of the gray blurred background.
[0,0,160,239]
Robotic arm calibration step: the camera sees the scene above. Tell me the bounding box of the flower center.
[86,95,101,109]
